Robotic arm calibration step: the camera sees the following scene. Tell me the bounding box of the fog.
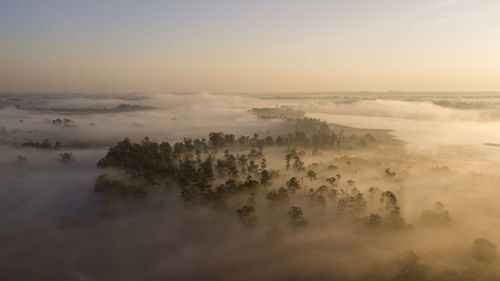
[1,92,500,280]
[0,93,282,145]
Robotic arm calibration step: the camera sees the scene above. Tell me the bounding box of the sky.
[1,0,500,93]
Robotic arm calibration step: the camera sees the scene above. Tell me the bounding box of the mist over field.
[1,92,500,280]
[4,0,500,279]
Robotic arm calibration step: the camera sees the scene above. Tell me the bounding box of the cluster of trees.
[12,152,72,164]
[196,117,377,151]
[94,173,146,200]
[471,238,498,264]
[25,103,153,114]
[48,118,77,128]
[419,202,451,227]
[96,121,357,188]
[250,107,305,119]
[235,172,410,230]
[22,138,63,149]
[278,118,377,149]
[95,136,278,203]
[285,148,306,170]
[94,125,387,229]
[58,152,73,162]
[0,125,93,149]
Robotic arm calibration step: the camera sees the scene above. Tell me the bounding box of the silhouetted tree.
[292,156,304,170]
[307,170,317,181]
[58,152,73,162]
[326,176,337,186]
[260,169,271,185]
[287,206,307,227]
[275,136,284,146]
[286,177,301,194]
[471,238,498,264]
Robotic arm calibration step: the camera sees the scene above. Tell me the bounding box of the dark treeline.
[94,117,378,202]
[22,138,64,150]
[280,118,377,148]
[251,106,306,119]
[250,109,378,148]
[16,103,154,114]
[95,133,279,203]
[20,138,91,149]
[48,118,77,127]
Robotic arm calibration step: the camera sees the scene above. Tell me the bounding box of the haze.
[2,1,500,280]
[2,0,500,93]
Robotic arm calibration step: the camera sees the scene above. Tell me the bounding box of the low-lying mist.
[1,92,500,281]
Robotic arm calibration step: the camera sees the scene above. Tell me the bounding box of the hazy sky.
[1,0,500,93]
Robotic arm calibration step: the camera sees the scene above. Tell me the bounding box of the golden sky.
[1,0,500,93]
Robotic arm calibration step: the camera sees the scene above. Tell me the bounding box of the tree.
[364,213,382,227]
[380,191,398,210]
[173,142,185,158]
[287,206,307,227]
[236,202,257,227]
[471,238,498,264]
[264,136,274,145]
[183,138,194,151]
[215,159,225,177]
[181,182,215,202]
[227,162,239,178]
[307,170,317,181]
[395,251,426,281]
[260,169,271,185]
[261,158,267,170]
[224,134,235,145]
[58,152,73,162]
[266,187,289,202]
[326,176,337,186]
[237,135,248,145]
[328,165,337,170]
[94,173,146,199]
[209,132,224,148]
[40,138,52,149]
[380,191,407,229]
[419,202,451,226]
[292,156,304,170]
[337,187,366,216]
[249,133,259,147]
[275,136,284,146]
[216,178,242,196]
[159,141,172,156]
[286,177,301,194]
[54,141,62,150]
[309,185,328,206]
[285,153,292,169]
[385,168,396,177]
[237,154,248,172]
[199,155,214,182]
[294,131,309,146]
[215,152,239,178]
[244,175,259,187]
[248,148,263,159]
[248,160,259,175]
[178,159,197,184]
